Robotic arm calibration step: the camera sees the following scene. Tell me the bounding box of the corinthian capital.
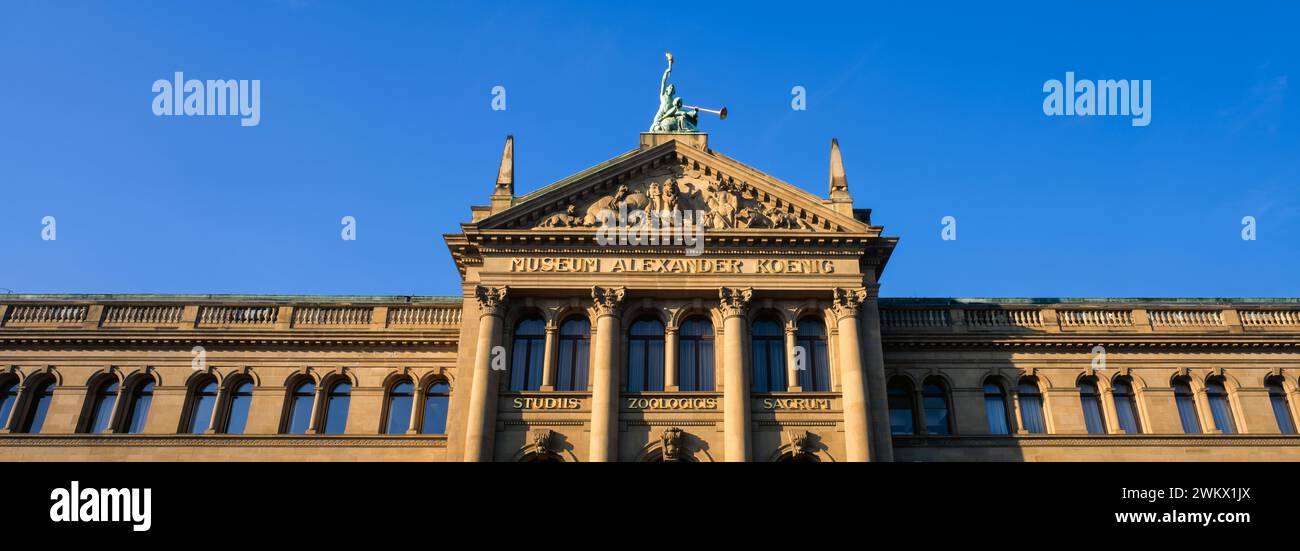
[718,287,753,319]
[831,287,868,320]
[474,285,510,317]
[591,286,627,317]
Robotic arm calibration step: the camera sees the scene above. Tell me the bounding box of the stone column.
[833,287,873,462]
[540,322,558,391]
[205,385,224,434]
[720,287,754,462]
[784,323,800,391]
[858,286,893,460]
[589,286,626,462]
[664,325,679,391]
[464,285,508,462]
[406,380,422,434]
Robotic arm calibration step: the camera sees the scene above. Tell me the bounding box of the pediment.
[477,140,872,234]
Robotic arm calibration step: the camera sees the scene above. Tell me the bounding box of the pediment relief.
[483,144,867,234]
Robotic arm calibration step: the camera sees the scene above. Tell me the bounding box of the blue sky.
[1,1,1296,298]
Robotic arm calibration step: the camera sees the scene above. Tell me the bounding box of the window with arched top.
[627,317,666,392]
[1172,377,1201,434]
[795,318,830,391]
[1078,378,1105,434]
[750,316,786,393]
[422,381,450,434]
[1018,378,1047,434]
[16,378,56,434]
[887,377,916,435]
[285,380,316,434]
[556,317,591,392]
[921,378,952,435]
[222,379,254,434]
[84,377,120,434]
[121,378,155,434]
[1112,378,1141,434]
[509,316,546,391]
[1205,377,1236,434]
[983,380,1011,435]
[385,379,414,435]
[184,378,219,434]
[0,377,17,430]
[321,380,351,434]
[677,317,715,392]
[1266,378,1296,434]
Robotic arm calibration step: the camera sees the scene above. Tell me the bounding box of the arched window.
[185,379,218,434]
[1205,377,1237,434]
[627,317,665,392]
[1266,378,1296,434]
[677,317,715,391]
[750,316,786,392]
[509,316,546,391]
[121,378,155,434]
[1018,378,1047,434]
[1173,377,1201,434]
[556,317,591,391]
[422,381,450,434]
[321,380,351,434]
[385,379,414,435]
[17,378,55,434]
[921,378,952,435]
[0,377,17,430]
[223,379,254,434]
[1112,378,1141,434]
[1078,378,1105,434]
[286,380,315,434]
[887,378,915,435]
[795,318,830,391]
[983,380,1010,435]
[85,378,119,434]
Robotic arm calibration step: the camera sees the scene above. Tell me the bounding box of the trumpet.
[685,105,727,120]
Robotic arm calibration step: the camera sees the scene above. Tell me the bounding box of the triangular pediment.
[476,139,873,234]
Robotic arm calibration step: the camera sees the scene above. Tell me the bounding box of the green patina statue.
[650,53,700,133]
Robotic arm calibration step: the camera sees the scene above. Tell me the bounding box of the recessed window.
[121,379,154,434]
[186,379,218,434]
[921,379,951,435]
[286,380,315,434]
[677,317,714,391]
[17,379,55,434]
[1266,378,1296,434]
[385,380,414,435]
[627,317,666,392]
[86,379,119,434]
[0,378,17,430]
[1018,378,1047,434]
[1078,378,1105,434]
[1112,378,1141,434]
[983,381,1010,435]
[224,380,254,435]
[1205,377,1237,434]
[795,318,830,391]
[556,317,591,392]
[422,382,450,435]
[321,381,351,434]
[750,316,786,392]
[1173,377,1201,434]
[509,316,546,391]
[887,378,915,435]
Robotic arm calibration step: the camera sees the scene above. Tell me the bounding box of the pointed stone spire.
[827,138,854,215]
[490,135,514,212]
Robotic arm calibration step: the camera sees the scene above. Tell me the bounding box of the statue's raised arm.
[660,53,674,98]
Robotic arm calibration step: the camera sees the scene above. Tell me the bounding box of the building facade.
[1,133,1299,461]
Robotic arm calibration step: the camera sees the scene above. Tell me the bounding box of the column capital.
[591,286,627,318]
[831,287,869,320]
[718,287,753,319]
[474,285,510,317]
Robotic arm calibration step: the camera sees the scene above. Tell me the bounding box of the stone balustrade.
[878,301,1300,334]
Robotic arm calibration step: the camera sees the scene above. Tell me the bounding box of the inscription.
[508,257,834,275]
[761,398,832,410]
[625,397,719,410]
[513,397,582,410]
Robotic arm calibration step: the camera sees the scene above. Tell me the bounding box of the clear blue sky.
[1,1,1296,298]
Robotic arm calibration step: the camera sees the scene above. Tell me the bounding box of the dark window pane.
[422,383,450,434]
[1173,379,1202,434]
[509,316,547,391]
[1113,380,1141,434]
[1018,380,1047,434]
[1267,380,1296,434]
[887,381,915,435]
[124,382,154,434]
[88,380,119,434]
[627,318,665,392]
[322,382,351,434]
[225,381,253,435]
[556,317,590,391]
[1078,380,1105,434]
[188,380,218,434]
[21,381,55,434]
[984,383,1009,435]
[796,318,829,391]
[386,381,414,435]
[0,380,17,430]
[751,318,785,392]
[922,382,950,435]
[288,381,315,434]
[678,317,714,391]
[1206,379,1236,434]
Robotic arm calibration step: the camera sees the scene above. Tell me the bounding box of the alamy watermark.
[593,204,705,256]
[152,72,260,127]
[1043,72,1150,126]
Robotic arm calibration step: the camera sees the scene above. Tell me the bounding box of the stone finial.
[474,285,509,317]
[718,287,753,319]
[828,139,853,216]
[490,135,514,212]
[591,286,627,317]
